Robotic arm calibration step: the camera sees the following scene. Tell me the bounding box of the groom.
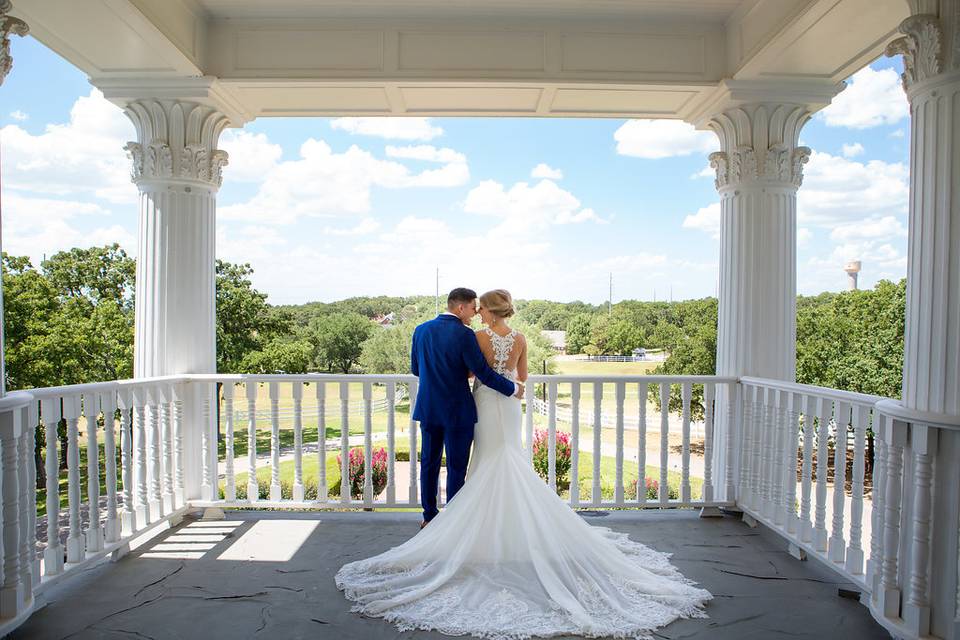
[410,287,524,527]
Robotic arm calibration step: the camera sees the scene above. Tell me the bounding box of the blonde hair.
[479,289,515,319]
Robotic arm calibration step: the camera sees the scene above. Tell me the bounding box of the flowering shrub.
[336,447,388,499]
[626,476,678,500]
[532,429,572,493]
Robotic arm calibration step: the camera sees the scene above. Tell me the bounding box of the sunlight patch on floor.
[138,521,244,560]
[216,520,320,562]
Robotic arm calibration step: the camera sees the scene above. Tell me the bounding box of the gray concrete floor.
[14,509,889,640]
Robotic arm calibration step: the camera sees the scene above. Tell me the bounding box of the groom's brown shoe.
[420,520,428,530]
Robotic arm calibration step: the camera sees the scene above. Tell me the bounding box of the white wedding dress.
[336,329,712,639]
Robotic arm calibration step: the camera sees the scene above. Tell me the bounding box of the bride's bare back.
[475,325,528,382]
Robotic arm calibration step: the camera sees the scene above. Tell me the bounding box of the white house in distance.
[0,1,959,639]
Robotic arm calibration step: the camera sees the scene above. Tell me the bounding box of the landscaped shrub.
[625,477,666,500]
[335,446,388,499]
[532,429,572,493]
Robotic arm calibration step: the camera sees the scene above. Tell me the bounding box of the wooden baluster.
[408,380,418,504]
[750,386,763,511]
[799,395,815,544]
[25,402,40,587]
[17,405,34,597]
[829,402,849,564]
[879,418,907,619]
[547,381,557,493]
[659,383,669,504]
[614,381,625,505]
[101,391,119,540]
[846,404,868,575]
[680,381,691,504]
[41,398,64,575]
[223,383,236,502]
[292,382,304,502]
[200,382,216,503]
[771,389,787,525]
[172,384,185,506]
[813,397,831,552]
[245,382,259,502]
[340,382,350,504]
[762,388,777,518]
[0,406,24,617]
[784,392,800,535]
[117,390,135,538]
[569,383,580,507]
[84,395,103,553]
[317,382,328,503]
[363,383,374,505]
[386,381,396,505]
[592,382,603,506]
[868,414,887,599]
[637,383,647,507]
[904,424,937,636]
[701,383,715,505]
[63,395,84,563]
[147,388,163,517]
[739,385,754,507]
[724,382,737,503]
[160,385,175,514]
[269,382,281,501]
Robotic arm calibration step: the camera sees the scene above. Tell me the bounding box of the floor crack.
[133,563,185,598]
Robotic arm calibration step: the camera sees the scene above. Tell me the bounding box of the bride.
[336,289,712,639]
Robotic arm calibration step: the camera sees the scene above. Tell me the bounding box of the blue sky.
[2,36,911,305]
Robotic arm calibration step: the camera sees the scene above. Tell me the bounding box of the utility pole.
[670,285,673,303]
[608,272,613,316]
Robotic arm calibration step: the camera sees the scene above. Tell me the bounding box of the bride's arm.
[517,334,528,383]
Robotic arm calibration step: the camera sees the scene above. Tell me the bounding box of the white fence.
[3,372,957,639]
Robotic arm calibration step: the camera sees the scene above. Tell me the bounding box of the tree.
[239,338,313,374]
[310,313,376,373]
[360,323,416,374]
[216,260,292,373]
[565,314,593,355]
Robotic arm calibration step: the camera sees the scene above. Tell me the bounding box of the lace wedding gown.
[335,329,712,639]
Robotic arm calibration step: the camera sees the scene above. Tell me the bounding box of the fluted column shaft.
[704,102,812,500]
[883,4,960,637]
[124,99,229,501]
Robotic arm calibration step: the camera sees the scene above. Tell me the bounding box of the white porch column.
[883,3,960,637]
[122,97,230,501]
[691,82,840,501]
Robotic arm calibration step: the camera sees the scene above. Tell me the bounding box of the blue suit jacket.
[411,314,516,427]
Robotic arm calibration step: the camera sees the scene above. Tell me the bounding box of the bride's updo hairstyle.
[479,289,515,319]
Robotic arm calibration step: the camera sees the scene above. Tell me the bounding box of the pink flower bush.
[336,446,388,499]
[532,429,573,493]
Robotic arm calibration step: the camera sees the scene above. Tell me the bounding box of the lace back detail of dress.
[484,327,517,375]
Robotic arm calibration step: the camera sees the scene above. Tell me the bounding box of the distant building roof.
[541,330,566,348]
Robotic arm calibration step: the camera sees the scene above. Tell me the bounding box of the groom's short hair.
[447,287,477,308]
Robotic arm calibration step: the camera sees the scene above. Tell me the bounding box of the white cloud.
[323,218,381,236]
[829,215,907,242]
[691,164,714,179]
[819,66,908,129]
[682,202,720,239]
[841,142,864,157]
[331,117,443,141]
[219,130,283,182]
[890,129,906,138]
[798,227,813,246]
[9,110,28,121]
[220,137,470,224]
[2,89,135,204]
[799,151,908,225]
[385,144,464,164]
[463,178,604,232]
[614,120,718,159]
[531,163,563,180]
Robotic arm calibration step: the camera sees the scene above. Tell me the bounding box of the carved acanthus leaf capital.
[710,145,810,189]
[124,99,231,188]
[0,1,29,86]
[885,14,943,92]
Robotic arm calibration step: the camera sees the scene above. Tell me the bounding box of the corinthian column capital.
[705,103,812,191]
[0,0,29,86]
[123,99,231,189]
[885,1,960,96]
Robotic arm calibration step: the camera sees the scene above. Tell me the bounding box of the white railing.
[2,372,956,639]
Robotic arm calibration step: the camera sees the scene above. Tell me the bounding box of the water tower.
[844,260,861,291]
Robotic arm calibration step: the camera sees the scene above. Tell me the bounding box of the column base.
[43,545,63,576]
[0,583,25,618]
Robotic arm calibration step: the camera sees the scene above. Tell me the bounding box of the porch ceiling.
[14,0,908,121]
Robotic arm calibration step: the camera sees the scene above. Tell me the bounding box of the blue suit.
[411,314,515,521]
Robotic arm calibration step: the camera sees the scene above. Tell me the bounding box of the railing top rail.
[194,373,417,384]
[526,374,737,384]
[24,375,192,399]
[739,376,885,406]
[0,390,33,412]
[875,399,960,431]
